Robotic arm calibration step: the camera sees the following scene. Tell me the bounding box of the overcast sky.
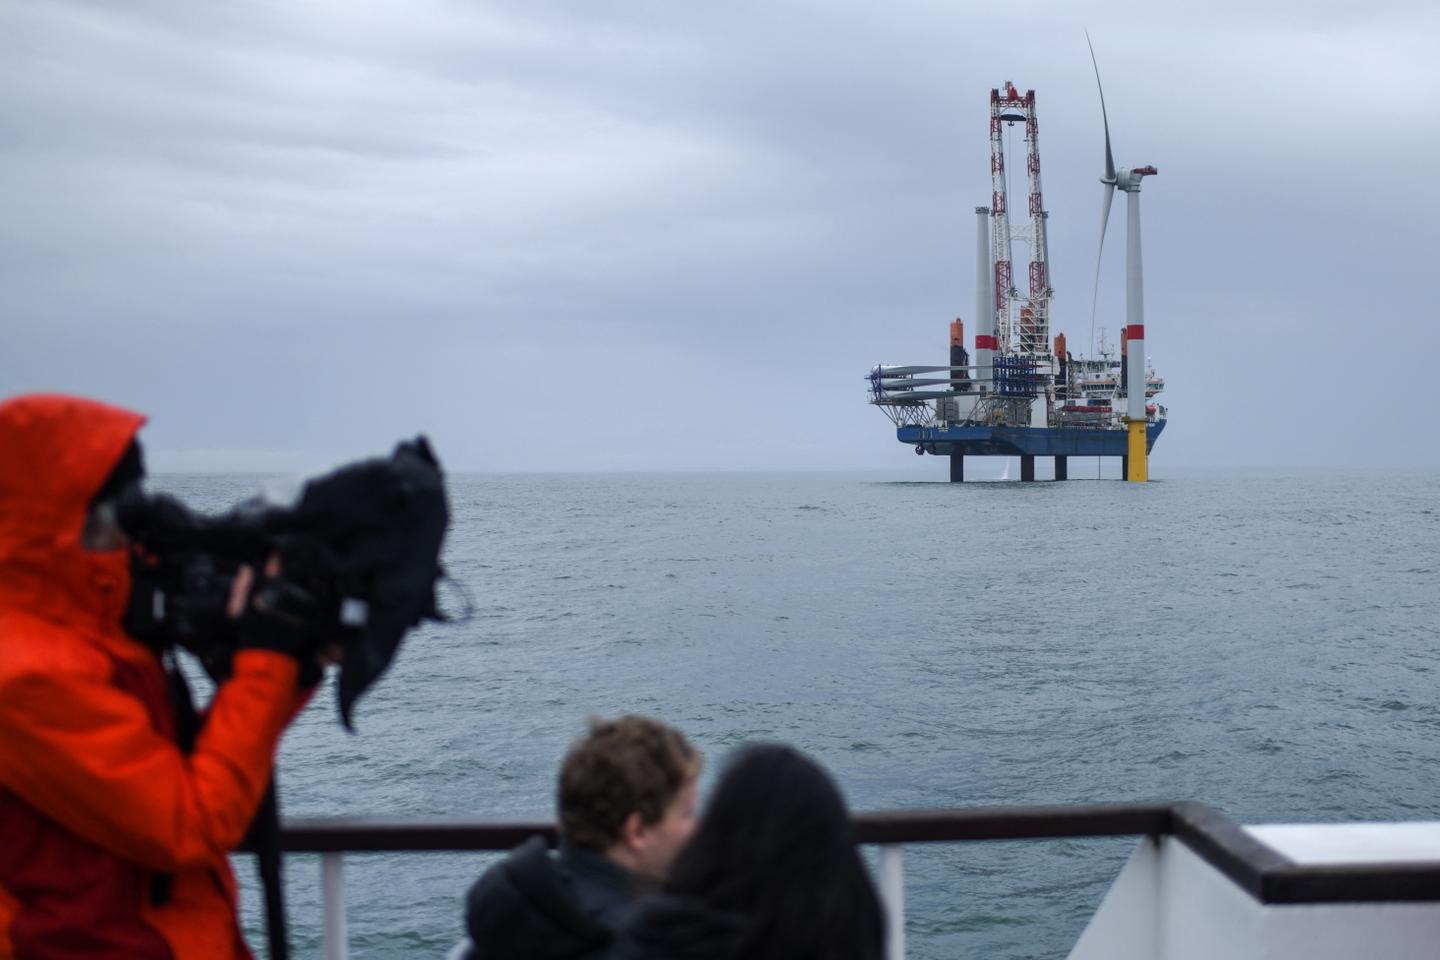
[4,0,1437,473]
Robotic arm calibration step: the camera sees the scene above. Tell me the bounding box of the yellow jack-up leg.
[1126,420,1148,483]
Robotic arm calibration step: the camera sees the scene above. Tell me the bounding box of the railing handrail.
[273,801,1440,905]
[278,801,1170,853]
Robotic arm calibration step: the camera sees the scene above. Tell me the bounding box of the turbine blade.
[1085,31,1116,183]
[870,365,950,377]
[1089,182,1115,354]
[876,389,965,402]
[879,377,965,388]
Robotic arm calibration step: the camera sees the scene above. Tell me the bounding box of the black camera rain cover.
[289,437,449,728]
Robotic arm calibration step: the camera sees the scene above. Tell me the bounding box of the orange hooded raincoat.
[0,394,308,959]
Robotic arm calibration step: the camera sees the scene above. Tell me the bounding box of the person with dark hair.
[462,715,702,959]
[611,743,886,960]
[0,393,335,958]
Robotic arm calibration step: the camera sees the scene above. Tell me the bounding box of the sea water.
[153,469,1440,959]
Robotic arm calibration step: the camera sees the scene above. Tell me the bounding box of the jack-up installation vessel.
[867,62,1166,483]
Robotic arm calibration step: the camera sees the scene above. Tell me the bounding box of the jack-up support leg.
[1021,455,1035,482]
[1126,421,1148,483]
[1054,455,1067,481]
[949,454,964,483]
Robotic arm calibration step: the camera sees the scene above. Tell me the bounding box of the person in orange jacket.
[0,394,328,959]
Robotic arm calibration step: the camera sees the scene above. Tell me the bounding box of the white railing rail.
[320,852,346,960]
[878,844,906,960]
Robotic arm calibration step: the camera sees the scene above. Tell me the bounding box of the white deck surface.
[1246,821,1440,865]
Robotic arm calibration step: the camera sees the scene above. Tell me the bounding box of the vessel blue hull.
[897,420,1166,457]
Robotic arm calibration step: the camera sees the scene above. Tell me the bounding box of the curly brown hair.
[557,715,701,852]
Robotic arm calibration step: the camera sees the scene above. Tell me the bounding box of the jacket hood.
[465,837,612,960]
[0,394,147,629]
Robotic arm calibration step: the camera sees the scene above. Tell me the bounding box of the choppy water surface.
[158,469,1440,959]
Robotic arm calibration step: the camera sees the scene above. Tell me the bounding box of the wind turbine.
[1086,33,1157,483]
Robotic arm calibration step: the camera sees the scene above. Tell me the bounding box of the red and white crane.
[988,82,1052,361]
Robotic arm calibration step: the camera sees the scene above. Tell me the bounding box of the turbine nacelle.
[1114,166,1158,192]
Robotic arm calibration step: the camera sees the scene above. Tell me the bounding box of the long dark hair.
[665,743,885,960]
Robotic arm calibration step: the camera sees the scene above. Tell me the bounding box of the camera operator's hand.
[228,556,331,685]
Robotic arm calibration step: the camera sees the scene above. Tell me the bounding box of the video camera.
[117,437,450,728]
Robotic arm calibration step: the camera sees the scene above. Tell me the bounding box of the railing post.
[321,852,347,960]
[878,843,905,960]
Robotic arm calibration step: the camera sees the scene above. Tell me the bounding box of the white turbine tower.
[1087,33,1157,483]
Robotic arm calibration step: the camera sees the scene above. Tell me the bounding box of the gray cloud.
[3,0,1437,471]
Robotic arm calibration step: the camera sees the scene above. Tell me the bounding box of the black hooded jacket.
[604,896,747,960]
[465,837,640,960]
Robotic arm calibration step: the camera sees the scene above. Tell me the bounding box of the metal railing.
[275,801,1440,960]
